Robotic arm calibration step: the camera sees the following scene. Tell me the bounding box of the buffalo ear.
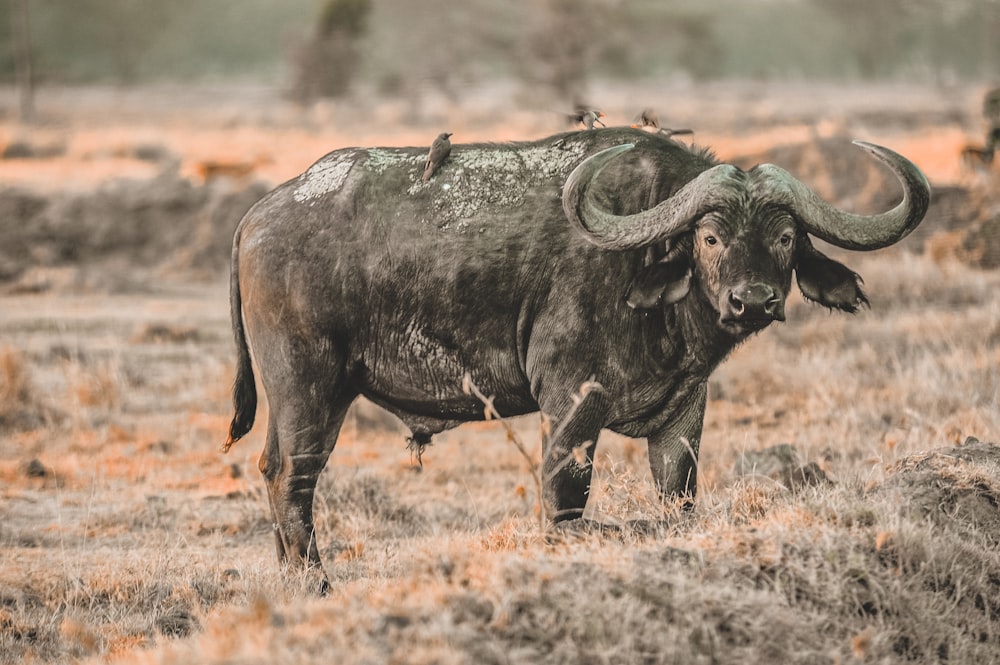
[795,241,869,313]
[626,257,692,309]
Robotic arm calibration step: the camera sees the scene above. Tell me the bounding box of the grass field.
[1,80,999,664]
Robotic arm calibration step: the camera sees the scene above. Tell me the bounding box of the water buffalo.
[225,127,929,589]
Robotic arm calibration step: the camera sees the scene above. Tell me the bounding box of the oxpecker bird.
[568,107,606,130]
[422,132,453,182]
[632,108,694,139]
[633,107,660,130]
[658,127,695,140]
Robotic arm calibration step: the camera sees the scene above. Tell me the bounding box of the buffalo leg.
[647,382,706,508]
[259,389,352,594]
[539,388,609,523]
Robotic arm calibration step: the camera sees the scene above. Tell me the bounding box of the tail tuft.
[223,375,257,452]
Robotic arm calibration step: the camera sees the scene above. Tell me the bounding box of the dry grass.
[1,83,1000,664]
[1,249,996,665]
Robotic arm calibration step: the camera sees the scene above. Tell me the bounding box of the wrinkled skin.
[225,127,929,590]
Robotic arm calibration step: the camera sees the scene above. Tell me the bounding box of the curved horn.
[563,144,745,250]
[754,141,931,251]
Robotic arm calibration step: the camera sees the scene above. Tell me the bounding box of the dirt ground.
[1,80,999,664]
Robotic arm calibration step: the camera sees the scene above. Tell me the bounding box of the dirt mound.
[878,438,1000,544]
[954,206,1000,269]
[0,170,269,291]
[733,443,830,491]
[921,181,1000,269]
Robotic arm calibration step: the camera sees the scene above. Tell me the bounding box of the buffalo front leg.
[259,395,351,594]
[540,385,609,524]
[647,382,706,510]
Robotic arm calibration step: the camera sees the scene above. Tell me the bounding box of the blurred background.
[0,0,998,289]
[2,0,998,95]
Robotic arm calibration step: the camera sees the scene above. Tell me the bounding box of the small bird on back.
[633,107,661,130]
[422,132,453,182]
[632,107,694,140]
[567,106,606,130]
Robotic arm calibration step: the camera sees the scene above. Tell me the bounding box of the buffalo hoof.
[284,565,330,596]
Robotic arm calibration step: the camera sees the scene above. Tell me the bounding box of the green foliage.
[0,0,996,87]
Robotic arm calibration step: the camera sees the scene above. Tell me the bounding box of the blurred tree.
[291,0,371,103]
[523,0,602,103]
[359,0,520,103]
[9,0,34,121]
[318,0,369,36]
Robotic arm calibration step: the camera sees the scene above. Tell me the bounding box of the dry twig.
[462,374,604,529]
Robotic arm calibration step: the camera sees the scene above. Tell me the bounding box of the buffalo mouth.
[719,316,776,336]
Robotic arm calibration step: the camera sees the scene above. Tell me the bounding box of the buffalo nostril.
[728,292,745,316]
[765,295,785,321]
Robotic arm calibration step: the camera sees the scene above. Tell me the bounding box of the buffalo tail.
[224,218,258,452]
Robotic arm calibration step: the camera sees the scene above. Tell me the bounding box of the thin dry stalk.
[462,373,547,528]
[540,380,604,488]
[461,374,605,529]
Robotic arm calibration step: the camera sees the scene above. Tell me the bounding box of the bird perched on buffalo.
[659,127,695,140]
[567,107,606,130]
[633,107,660,130]
[422,132,453,182]
[632,107,694,140]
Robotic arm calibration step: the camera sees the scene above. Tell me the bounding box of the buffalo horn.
[563,144,744,250]
[754,141,930,251]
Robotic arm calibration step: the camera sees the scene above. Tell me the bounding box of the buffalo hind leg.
[259,394,353,594]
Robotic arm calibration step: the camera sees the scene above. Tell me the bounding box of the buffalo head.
[562,141,930,337]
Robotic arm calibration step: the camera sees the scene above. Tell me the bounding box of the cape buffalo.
[225,127,929,589]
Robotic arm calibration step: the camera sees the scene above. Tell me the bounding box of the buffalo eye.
[704,234,718,247]
[778,232,794,248]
